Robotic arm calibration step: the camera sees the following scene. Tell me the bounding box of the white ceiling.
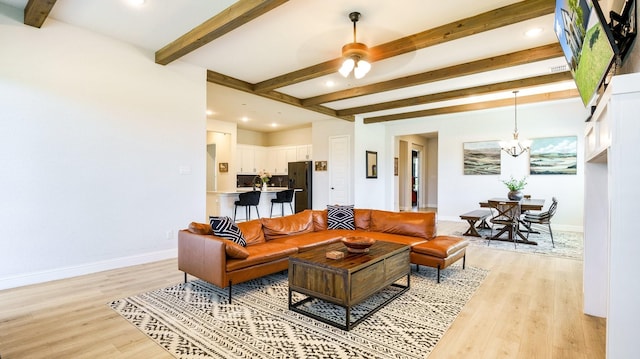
[2,0,577,132]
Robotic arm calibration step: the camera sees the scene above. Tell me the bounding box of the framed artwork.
[463,141,501,175]
[218,162,228,173]
[366,151,377,178]
[529,136,577,175]
[394,157,398,176]
[315,161,327,171]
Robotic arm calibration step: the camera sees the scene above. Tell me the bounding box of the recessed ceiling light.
[525,27,543,38]
[206,110,213,116]
[270,123,278,127]
[326,80,335,87]
[241,116,249,122]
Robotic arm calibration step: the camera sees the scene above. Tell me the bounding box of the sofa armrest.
[178,229,227,287]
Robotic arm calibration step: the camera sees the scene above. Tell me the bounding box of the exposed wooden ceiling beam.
[155,0,288,65]
[24,0,57,28]
[363,89,580,124]
[337,71,573,116]
[206,70,354,122]
[304,43,564,106]
[253,0,555,93]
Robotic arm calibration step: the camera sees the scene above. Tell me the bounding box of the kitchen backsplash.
[237,175,289,188]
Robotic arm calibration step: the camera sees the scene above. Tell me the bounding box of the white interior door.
[329,135,350,205]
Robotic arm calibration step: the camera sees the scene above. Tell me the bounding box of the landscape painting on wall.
[463,141,501,175]
[529,136,577,175]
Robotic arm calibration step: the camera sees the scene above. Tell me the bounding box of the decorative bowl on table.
[341,236,376,253]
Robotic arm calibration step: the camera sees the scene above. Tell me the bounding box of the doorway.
[396,134,437,212]
[412,150,419,207]
[329,135,351,205]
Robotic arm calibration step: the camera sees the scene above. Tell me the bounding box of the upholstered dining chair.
[270,189,295,217]
[523,197,558,247]
[487,200,521,248]
[233,190,261,222]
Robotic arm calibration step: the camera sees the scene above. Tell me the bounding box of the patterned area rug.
[437,220,583,260]
[110,265,487,359]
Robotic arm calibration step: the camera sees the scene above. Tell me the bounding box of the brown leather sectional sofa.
[178,209,468,302]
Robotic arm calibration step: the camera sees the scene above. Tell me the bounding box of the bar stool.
[233,190,261,221]
[270,189,295,217]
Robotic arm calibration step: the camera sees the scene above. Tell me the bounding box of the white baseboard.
[0,249,177,291]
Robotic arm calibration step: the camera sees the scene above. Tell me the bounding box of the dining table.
[479,197,545,212]
[479,197,546,245]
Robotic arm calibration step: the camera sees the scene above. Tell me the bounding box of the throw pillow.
[224,240,250,259]
[209,216,247,247]
[327,204,355,230]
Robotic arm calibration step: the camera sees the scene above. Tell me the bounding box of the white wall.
[237,128,268,146]
[266,126,312,146]
[352,98,588,230]
[312,119,354,209]
[0,7,206,289]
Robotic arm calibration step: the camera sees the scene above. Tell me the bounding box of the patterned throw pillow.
[209,216,247,247]
[327,204,355,230]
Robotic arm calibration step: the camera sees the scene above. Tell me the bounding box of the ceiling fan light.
[339,58,355,77]
[338,12,371,79]
[353,59,371,79]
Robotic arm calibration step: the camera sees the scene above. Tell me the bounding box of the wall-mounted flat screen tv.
[554,0,618,106]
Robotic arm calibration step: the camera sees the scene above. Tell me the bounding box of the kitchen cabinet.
[296,145,312,161]
[238,144,310,175]
[237,145,267,174]
[268,146,297,174]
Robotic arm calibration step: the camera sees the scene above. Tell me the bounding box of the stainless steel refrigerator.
[288,161,312,213]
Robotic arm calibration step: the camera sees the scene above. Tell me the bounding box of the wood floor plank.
[0,244,605,358]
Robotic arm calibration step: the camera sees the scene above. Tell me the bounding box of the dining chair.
[523,197,558,247]
[487,200,521,248]
[233,190,261,222]
[270,189,295,217]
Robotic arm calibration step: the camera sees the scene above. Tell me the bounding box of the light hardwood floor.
[0,246,605,359]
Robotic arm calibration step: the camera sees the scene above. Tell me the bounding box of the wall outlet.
[166,230,173,240]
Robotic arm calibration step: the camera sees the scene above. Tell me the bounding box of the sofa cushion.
[412,235,468,258]
[327,204,355,230]
[359,231,428,247]
[369,210,435,240]
[271,230,347,251]
[226,242,298,271]
[312,210,328,231]
[237,219,265,245]
[354,209,371,230]
[260,210,314,240]
[210,216,247,247]
[224,241,250,259]
[313,209,370,231]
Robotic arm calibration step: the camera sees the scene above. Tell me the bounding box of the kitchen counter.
[208,187,292,194]
[206,188,300,221]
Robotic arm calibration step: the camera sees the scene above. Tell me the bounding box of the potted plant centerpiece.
[502,176,527,201]
[258,170,272,191]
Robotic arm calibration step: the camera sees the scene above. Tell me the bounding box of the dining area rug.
[109,265,487,359]
[438,220,583,260]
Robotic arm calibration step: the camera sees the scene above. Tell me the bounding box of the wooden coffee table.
[288,240,410,330]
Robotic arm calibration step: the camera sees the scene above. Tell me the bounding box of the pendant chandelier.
[500,90,531,157]
[338,12,371,79]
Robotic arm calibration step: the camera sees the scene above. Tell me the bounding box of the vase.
[507,190,523,201]
[262,182,268,191]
